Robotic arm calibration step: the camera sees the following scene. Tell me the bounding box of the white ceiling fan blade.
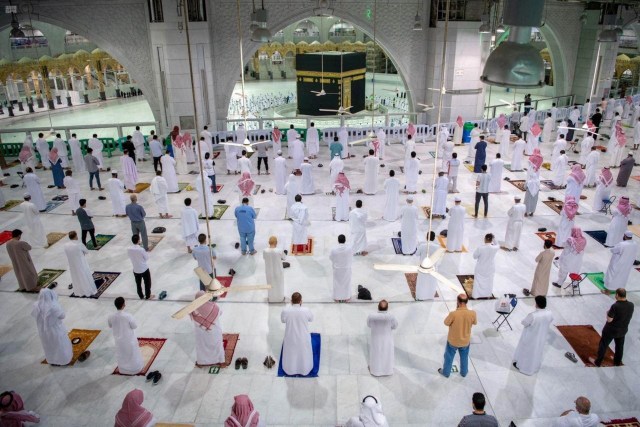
[428,247,446,265]
[172,292,214,319]
[319,108,338,112]
[446,88,483,95]
[220,142,247,148]
[349,136,376,146]
[373,263,419,273]
[429,271,464,293]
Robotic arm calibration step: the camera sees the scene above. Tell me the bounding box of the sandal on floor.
[234,358,242,370]
[565,352,578,363]
[522,289,531,297]
[241,358,248,369]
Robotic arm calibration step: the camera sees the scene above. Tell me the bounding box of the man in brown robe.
[523,239,554,296]
[6,229,38,291]
[616,153,635,187]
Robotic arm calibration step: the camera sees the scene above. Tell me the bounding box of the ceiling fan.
[499,99,518,109]
[319,105,353,115]
[428,86,483,95]
[220,136,267,153]
[383,87,402,93]
[310,51,339,97]
[172,268,271,319]
[417,103,454,112]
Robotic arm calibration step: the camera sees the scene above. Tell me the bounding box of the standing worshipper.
[589,288,634,367]
[473,136,488,173]
[616,153,635,187]
[488,154,504,193]
[126,195,149,251]
[399,197,419,255]
[329,152,344,186]
[634,116,640,150]
[350,200,368,256]
[264,236,286,303]
[499,124,511,158]
[161,150,179,193]
[272,126,282,157]
[523,240,555,297]
[300,158,314,195]
[552,150,568,187]
[203,152,217,192]
[196,171,214,218]
[285,173,300,218]
[120,150,138,192]
[334,172,351,222]
[122,136,136,162]
[236,172,255,205]
[274,151,287,194]
[556,196,578,247]
[31,289,74,366]
[553,227,587,288]
[128,235,153,300]
[108,297,144,375]
[542,112,554,144]
[591,108,603,136]
[581,100,590,123]
[107,171,127,217]
[280,292,314,376]
[181,198,200,253]
[551,135,567,169]
[306,122,320,158]
[404,134,416,168]
[367,300,398,377]
[63,170,81,215]
[432,172,448,218]
[64,231,96,297]
[149,135,164,173]
[132,126,146,162]
[114,390,155,427]
[511,136,526,171]
[593,167,613,211]
[22,168,46,211]
[448,152,460,193]
[383,170,400,221]
[524,149,543,216]
[447,197,465,252]
[68,133,85,172]
[289,136,305,172]
[405,151,420,194]
[584,146,600,187]
[19,136,36,173]
[192,234,216,291]
[84,148,104,191]
[330,234,353,302]
[503,196,526,251]
[512,295,555,375]
[567,105,581,141]
[255,135,269,175]
[472,233,499,299]
[338,125,350,159]
[519,113,530,140]
[579,133,595,165]
[235,197,257,255]
[467,124,480,161]
[48,148,65,189]
[88,134,105,170]
[173,132,189,175]
[437,125,449,157]
[150,170,171,218]
[224,395,263,427]
[605,196,631,247]
[473,165,490,218]
[330,136,343,160]
[526,122,541,155]
[191,291,225,366]
[184,133,195,164]
[290,195,310,249]
[441,137,454,172]
[439,294,477,378]
[76,199,99,248]
[238,150,252,175]
[363,149,379,195]
[608,122,627,168]
[565,164,585,200]
[52,134,69,168]
[286,124,298,155]
[21,194,47,248]
[605,97,615,122]
[35,133,50,170]
[604,232,638,290]
[6,229,38,292]
[453,116,464,145]
[201,126,213,150]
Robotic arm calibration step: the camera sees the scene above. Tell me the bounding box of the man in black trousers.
[589,288,634,366]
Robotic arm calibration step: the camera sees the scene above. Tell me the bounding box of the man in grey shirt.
[76,198,99,248]
[458,393,498,427]
[125,194,149,251]
[473,164,490,218]
[256,134,269,175]
[84,147,103,191]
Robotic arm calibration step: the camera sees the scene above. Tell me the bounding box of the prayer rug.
[437,236,467,252]
[212,205,228,220]
[457,275,495,300]
[51,195,68,201]
[113,337,166,376]
[213,152,221,159]
[632,176,640,182]
[584,272,615,294]
[147,235,164,252]
[602,418,640,426]
[0,200,22,211]
[278,333,321,378]
[0,265,12,278]
[252,184,261,195]
[584,230,608,247]
[556,325,618,367]
[0,230,12,245]
[216,184,223,192]
[429,151,436,158]
[44,201,63,213]
[503,164,520,172]
[36,269,65,289]
[541,163,551,171]
[177,182,190,192]
[46,232,67,247]
[42,329,101,366]
[507,180,526,192]
[87,234,115,251]
[421,206,431,218]
[628,225,640,238]
[540,180,564,190]
[405,273,439,300]
[594,145,607,152]
[291,238,313,256]
[215,276,233,299]
[207,333,239,368]
[70,271,120,298]
[133,182,151,193]
[541,200,580,216]
[391,237,403,255]
[464,164,475,173]
[534,231,562,249]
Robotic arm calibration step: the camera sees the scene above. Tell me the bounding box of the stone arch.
[537,24,567,96]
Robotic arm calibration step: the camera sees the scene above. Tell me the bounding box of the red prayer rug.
[534,231,562,249]
[631,176,640,182]
[602,418,640,426]
[0,230,12,245]
[556,325,619,367]
[113,337,166,376]
[196,333,239,368]
[291,238,313,256]
[215,276,232,298]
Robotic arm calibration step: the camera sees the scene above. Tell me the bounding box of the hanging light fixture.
[249,0,258,31]
[496,20,506,33]
[413,2,422,31]
[478,14,491,34]
[251,0,271,42]
[8,1,25,38]
[598,0,619,43]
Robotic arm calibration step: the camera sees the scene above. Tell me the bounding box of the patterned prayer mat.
[36,269,65,289]
[42,329,101,366]
[213,152,221,159]
[594,145,607,152]
[0,230,12,245]
[209,333,239,368]
[391,237,403,254]
[252,184,261,195]
[429,151,436,158]
[44,201,63,213]
[0,200,22,211]
[584,272,615,294]
[405,273,418,300]
[87,234,115,251]
[278,333,321,377]
[0,265,12,278]
[557,325,618,367]
[627,225,640,238]
[541,200,580,216]
[540,180,564,190]
[291,238,313,256]
[584,230,608,247]
[421,206,431,218]
[215,184,223,192]
[507,180,526,191]
[113,337,166,376]
[70,271,120,298]
[215,276,233,299]
[211,205,228,220]
[534,231,562,249]
[177,182,190,192]
[464,164,475,172]
[437,235,467,252]
[46,232,67,247]
[147,235,164,252]
[602,417,640,426]
[457,275,495,300]
[133,182,151,193]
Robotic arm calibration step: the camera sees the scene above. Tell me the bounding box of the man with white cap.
[399,196,419,255]
[503,196,526,251]
[300,157,315,195]
[363,149,379,195]
[604,231,638,290]
[432,171,449,218]
[405,152,420,194]
[273,151,287,195]
[446,197,465,252]
[107,171,127,217]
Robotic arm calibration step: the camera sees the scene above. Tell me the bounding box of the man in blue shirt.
[329,136,343,160]
[125,194,148,251]
[234,197,257,255]
[192,233,217,291]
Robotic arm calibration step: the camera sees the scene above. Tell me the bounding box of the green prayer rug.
[87,234,116,251]
[585,272,614,294]
[37,269,65,289]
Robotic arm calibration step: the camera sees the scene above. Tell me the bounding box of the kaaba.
[296,52,366,116]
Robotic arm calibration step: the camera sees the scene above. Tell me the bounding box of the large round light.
[251,27,272,43]
[481,41,545,88]
[478,22,491,34]
[598,29,618,43]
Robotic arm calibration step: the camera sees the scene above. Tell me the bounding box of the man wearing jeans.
[256,134,269,175]
[83,147,103,191]
[125,194,149,251]
[234,197,257,255]
[473,164,490,218]
[149,135,164,173]
[439,293,477,378]
[75,199,99,249]
[127,234,153,300]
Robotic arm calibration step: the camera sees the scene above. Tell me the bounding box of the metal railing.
[0,122,157,145]
[484,94,575,119]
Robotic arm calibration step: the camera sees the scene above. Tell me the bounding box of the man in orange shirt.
[439,293,477,378]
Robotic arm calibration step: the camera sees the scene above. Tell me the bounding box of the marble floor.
[0,125,639,426]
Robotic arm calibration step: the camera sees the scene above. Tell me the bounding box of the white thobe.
[605,210,629,247]
[161,155,179,193]
[556,211,574,247]
[349,208,368,254]
[499,130,511,158]
[376,129,386,159]
[468,128,480,159]
[579,104,588,123]
[593,176,612,211]
[565,176,583,201]
[432,176,448,215]
[556,244,584,285]
[504,204,526,250]
[542,117,554,144]
[329,157,344,184]
[108,311,144,375]
[264,248,286,302]
[53,138,69,167]
[280,305,314,376]
[405,158,420,193]
[584,151,600,187]
[334,189,350,222]
[525,132,539,156]
[512,309,555,375]
[274,156,287,195]
[63,176,81,212]
[238,157,251,174]
[32,301,73,365]
[447,205,465,252]
[300,163,315,195]
[551,139,567,169]
[181,206,200,247]
[184,136,195,163]
[400,205,419,255]
[286,129,298,156]
[330,243,353,300]
[452,124,463,145]
[404,139,416,165]
[488,159,504,192]
[68,138,85,172]
[107,178,127,216]
[193,314,225,365]
[511,139,526,171]
[88,138,104,168]
[289,202,309,245]
[383,177,400,221]
[367,312,398,376]
[150,176,169,214]
[120,156,138,191]
[520,115,530,133]
[634,122,640,146]
[23,173,46,211]
[440,140,454,172]
[35,138,50,167]
[604,240,638,289]
[609,141,625,168]
[552,156,568,186]
[132,130,146,159]
[363,156,379,195]
[285,176,300,218]
[580,137,595,165]
[306,127,319,156]
[64,240,96,297]
[224,144,238,173]
[196,174,214,217]
[472,243,499,298]
[290,139,304,170]
[22,201,47,248]
[338,128,349,158]
[201,130,213,149]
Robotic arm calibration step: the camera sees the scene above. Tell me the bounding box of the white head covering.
[357,396,389,427]
[624,231,633,238]
[454,196,461,202]
[32,289,62,330]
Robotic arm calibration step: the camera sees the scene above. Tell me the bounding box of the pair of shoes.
[229,269,236,276]
[552,282,561,288]
[146,370,162,385]
[241,251,247,255]
[249,250,257,255]
[78,351,91,362]
[263,356,276,369]
[235,357,248,370]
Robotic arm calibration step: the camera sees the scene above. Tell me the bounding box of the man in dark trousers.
[76,199,100,249]
[121,135,137,163]
[590,108,603,139]
[589,288,634,366]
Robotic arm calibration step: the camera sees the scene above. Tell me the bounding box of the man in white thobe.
[488,154,504,193]
[383,170,400,221]
[584,147,600,187]
[23,169,46,211]
[604,232,638,290]
[224,138,239,174]
[108,297,144,375]
[286,125,299,157]
[330,234,353,301]
[447,152,460,193]
[432,172,448,217]
[512,295,554,376]
[201,126,213,151]
[63,170,81,215]
[274,151,287,195]
[264,236,287,303]
[363,150,379,195]
[22,194,47,248]
[161,152,179,193]
[499,125,511,159]
[32,289,74,366]
[329,153,344,186]
[238,151,251,175]
[472,234,499,299]
[64,231,96,297]
[404,134,416,166]
[551,136,567,170]
[300,158,315,195]
[88,134,105,170]
[290,195,310,246]
[447,197,465,252]
[634,116,640,150]
[150,171,171,218]
[552,151,568,187]
[285,174,300,218]
[405,152,420,193]
[519,114,530,140]
[181,198,200,253]
[376,128,387,161]
[196,172,214,218]
[53,134,69,168]
[35,133,50,170]
[280,292,314,376]
[107,172,127,216]
[132,126,146,161]
[349,200,368,256]
[579,133,595,165]
[120,151,138,192]
[511,137,526,171]
[542,113,554,144]
[367,300,398,377]
[68,133,85,172]
[504,196,526,251]
[400,197,419,255]
[338,126,349,159]
[467,125,481,160]
[306,123,320,158]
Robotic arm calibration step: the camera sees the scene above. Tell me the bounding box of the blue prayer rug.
[44,200,63,213]
[391,237,403,254]
[584,230,608,247]
[277,333,321,378]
